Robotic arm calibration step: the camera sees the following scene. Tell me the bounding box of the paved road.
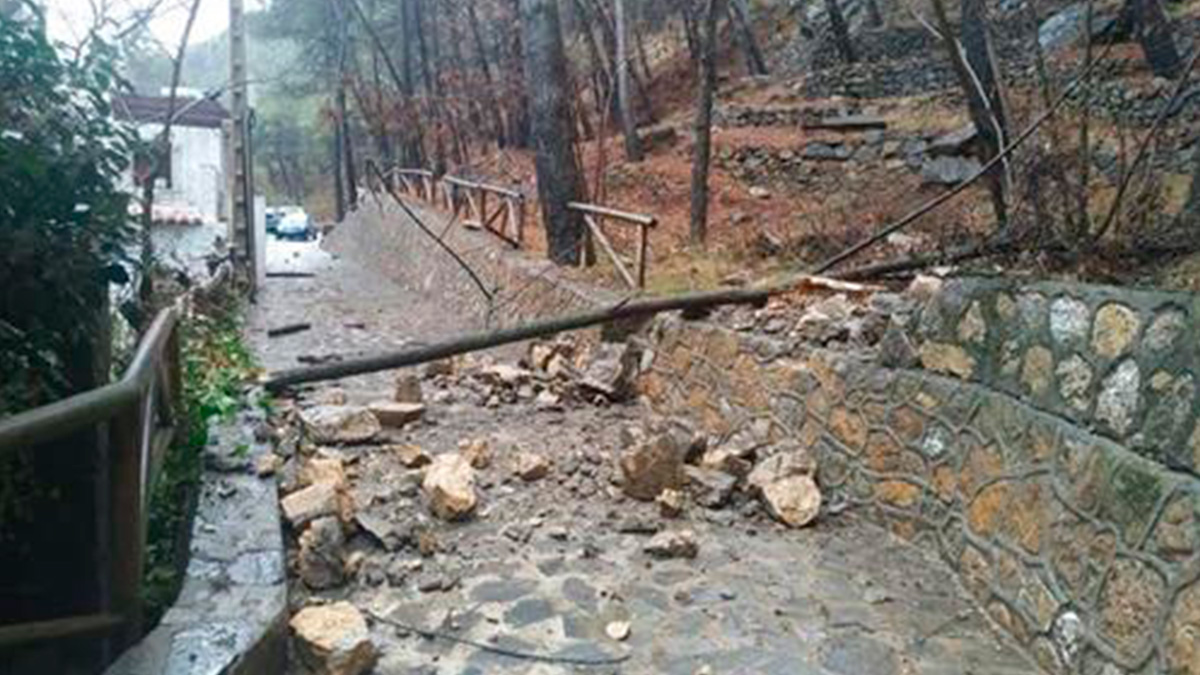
[247,224,1037,675]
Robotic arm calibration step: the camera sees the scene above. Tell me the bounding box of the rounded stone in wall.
[1092,303,1141,360]
[1050,296,1091,349]
[1095,360,1141,438]
[1144,307,1187,353]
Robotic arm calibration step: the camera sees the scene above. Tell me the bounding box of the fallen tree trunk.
[264,287,769,390]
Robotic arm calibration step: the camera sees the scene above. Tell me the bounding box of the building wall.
[123,124,226,222]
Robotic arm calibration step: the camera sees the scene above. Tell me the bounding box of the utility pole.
[228,0,255,287]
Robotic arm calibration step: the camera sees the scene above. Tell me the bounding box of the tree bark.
[467,0,509,148]
[616,0,644,161]
[689,0,723,246]
[729,0,768,75]
[520,0,588,264]
[678,0,700,63]
[825,0,856,63]
[933,0,1008,226]
[1130,0,1182,78]
[865,0,884,27]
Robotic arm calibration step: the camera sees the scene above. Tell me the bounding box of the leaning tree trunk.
[520,0,587,264]
[689,0,723,246]
[729,0,768,75]
[1130,0,1182,78]
[825,0,856,63]
[616,0,644,161]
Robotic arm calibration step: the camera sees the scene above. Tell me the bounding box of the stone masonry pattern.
[640,288,1200,674]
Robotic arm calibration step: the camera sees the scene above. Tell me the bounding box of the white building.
[114,94,230,223]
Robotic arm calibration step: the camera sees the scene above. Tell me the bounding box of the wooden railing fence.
[569,202,657,289]
[0,265,229,659]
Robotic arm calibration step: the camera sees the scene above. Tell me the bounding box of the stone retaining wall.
[330,201,611,331]
[638,281,1200,675]
[896,278,1200,476]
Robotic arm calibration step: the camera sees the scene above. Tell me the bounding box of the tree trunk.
[467,0,509,148]
[865,0,884,27]
[520,0,587,264]
[678,0,700,63]
[1180,143,1200,231]
[825,0,856,63]
[1130,0,1182,78]
[507,0,533,148]
[616,0,644,161]
[333,117,347,221]
[343,100,359,211]
[689,0,723,246]
[933,0,1008,226]
[729,0,768,75]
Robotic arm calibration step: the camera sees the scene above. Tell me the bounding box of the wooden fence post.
[108,402,144,648]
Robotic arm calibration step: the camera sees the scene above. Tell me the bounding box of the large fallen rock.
[619,433,687,501]
[760,475,821,527]
[748,447,821,528]
[282,482,340,528]
[368,401,425,428]
[301,457,347,490]
[580,342,638,400]
[298,516,346,590]
[300,406,381,444]
[290,601,377,675]
[422,453,477,520]
[644,529,699,559]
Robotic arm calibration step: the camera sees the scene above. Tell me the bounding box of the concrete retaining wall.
[639,281,1200,675]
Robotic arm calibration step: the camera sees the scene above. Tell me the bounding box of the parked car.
[265,208,282,235]
[276,212,316,241]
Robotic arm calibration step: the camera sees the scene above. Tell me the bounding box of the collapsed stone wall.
[329,201,611,331]
[638,280,1200,675]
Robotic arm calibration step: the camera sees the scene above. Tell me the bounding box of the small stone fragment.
[390,444,432,468]
[368,401,425,428]
[606,620,632,641]
[256,453,283,477]
[314,388,349,406]
[534,390,562,410]
[644,529,699,559]
[300,406,381,444]
[298,516,346,590]
[685,466,737,508]
[282,482,340,528]
[422,453,478,521]
[459,438,491,469]
[393,373,424,404]
[657,488,685,518]
[290,601,377,675]
[514,452,551,481]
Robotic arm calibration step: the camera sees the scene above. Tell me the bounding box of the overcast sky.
[45,0,267,49]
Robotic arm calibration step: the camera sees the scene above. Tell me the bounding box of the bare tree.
[825,0,856,63]
[616,0,644,161]
[689,0,723,246]
[1129,0,1182,78]
[931,0,1008,225]
[728,0,768,75]
[138,0,203,308]
[520,0,587,264]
